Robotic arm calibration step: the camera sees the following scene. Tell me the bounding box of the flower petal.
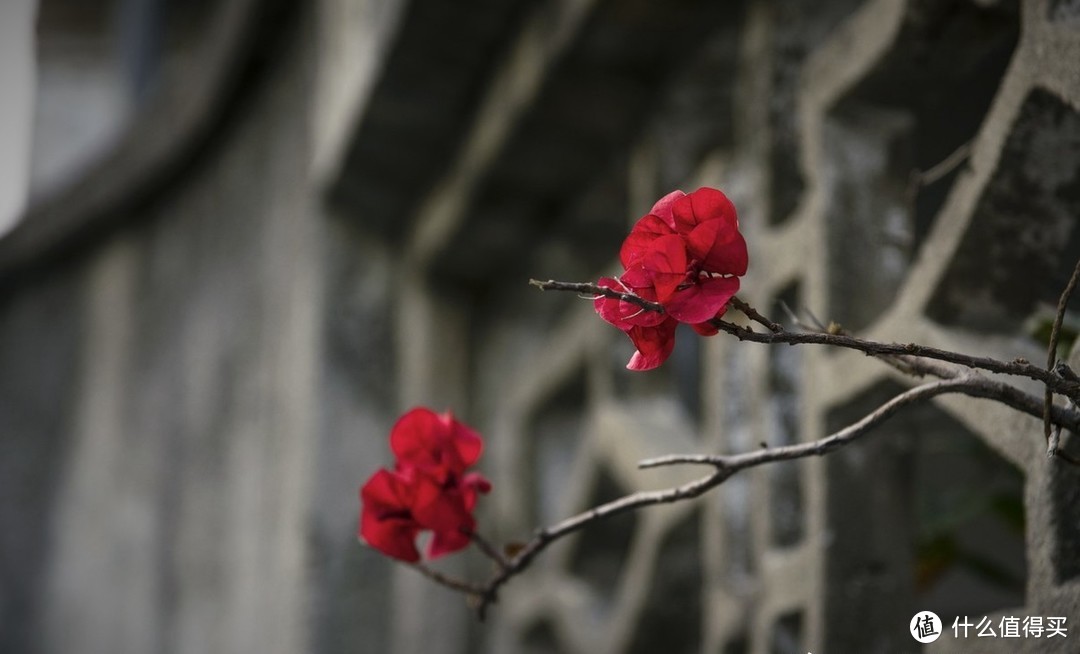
[640,235,688,302]
[686,221,748,276]
[360,512,420,562]
[428,526,473,559]
[625,318,678,371]
[665,276,740,324]
[619,214,676,268]
[412,475,474,533]
[673,187,738,233]
[648,190,685,229]
[359,469,421,562]
[691,319,721,336]
[443,412,483,468]
[411,474,476,559]
[461,472,492,511]
[390,407,482,474]
[389,408,442,464]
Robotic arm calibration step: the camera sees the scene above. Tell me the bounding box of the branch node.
[1044,255,1080,445]
[1056,361,1080,383]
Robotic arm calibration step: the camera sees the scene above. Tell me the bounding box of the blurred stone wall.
[2,1,1079,654]
[0,0,36,233]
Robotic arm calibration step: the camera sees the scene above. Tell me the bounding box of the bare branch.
[709,318,1080,401]
[638,453,721,469]
[1045,255,1080,454]
[472,375,1055,618]
[530,279,664,313]
[411,563,487,597]
[917,141,973,186]
[730,296,783,333]
[485,276,1080,620]
[906,141,972,212]
[648,376,1048,470]
[530,278,1080,400]
[475,466,729,619]
[469,531,510,571]
[781,324,1080,434]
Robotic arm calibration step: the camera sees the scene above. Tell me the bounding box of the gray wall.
[2,1,1080,654]
[0,0,37,233]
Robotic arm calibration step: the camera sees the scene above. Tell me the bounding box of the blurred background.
[1,0,1079,653]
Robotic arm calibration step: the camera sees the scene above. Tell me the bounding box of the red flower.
[360,469,423,562]
[358,408,491,562]
[596,187,748,370]
[670,187,747,276]
[390,407,483,481]
[626,318,678,371]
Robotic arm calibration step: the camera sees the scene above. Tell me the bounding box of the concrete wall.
[2,0,1079,653]
[0,1,404,653]
[0,0,37,233]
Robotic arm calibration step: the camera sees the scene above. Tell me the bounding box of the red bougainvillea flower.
[596,187,748,370]
[358,408,491,562]
[359,468,423,562]
[626,318,678,371]
[670,187,748,276]
[389,407,483,480]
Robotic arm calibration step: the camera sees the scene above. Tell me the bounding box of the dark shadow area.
[824,380,1026,652]
[767,0,866,226]
[825,0,1019,331]
[769,610,804,654]
[521,618,567,654]
[527,366,588,527]
[568,466,638,615]
[626,510,703,654]
[927,89,1080,334]
[768,283,804,548]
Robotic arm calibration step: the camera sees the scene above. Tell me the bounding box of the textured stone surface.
[3,0,1080,653]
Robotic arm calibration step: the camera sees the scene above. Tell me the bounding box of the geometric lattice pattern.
[460,2,1080,652]
[7,2,1080,654]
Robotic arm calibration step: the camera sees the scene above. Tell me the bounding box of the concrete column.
[0,0,37,234]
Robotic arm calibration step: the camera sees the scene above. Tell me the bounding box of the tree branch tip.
[636,453,728,469]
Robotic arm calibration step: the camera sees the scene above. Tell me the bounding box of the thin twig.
[709,319,1080,401]
[505,276,1080,619]
[802,306,830,333]
[471,376,1051,619]
[1044,256,1080,455]
[644,378,975,470]
[730,296,783,333]
[1057,447,1080,465]
[475,467,729,619]
[530,279,1080,400]
[795,326,1080,433]
[918,141,973,186]
[411,563,487,597]
[639,453,720,469]
[778,300,804,327]
[469,531,510,571]
[1055,361,1080,384]
[1049,425,1063,458]
[530,279,664,313]
[907,141,972,211]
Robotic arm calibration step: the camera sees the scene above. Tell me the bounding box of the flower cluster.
[358,408,491,562]
[595,187,748,370]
